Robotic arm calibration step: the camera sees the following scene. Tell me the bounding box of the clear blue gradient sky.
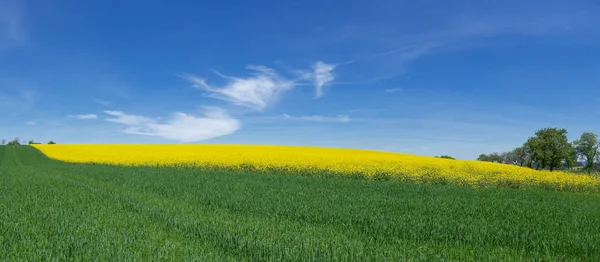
[1,0,599,159]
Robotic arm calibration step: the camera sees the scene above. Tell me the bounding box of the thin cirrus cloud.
[304,61,336,98]
[104,107,241,142]
[24,121,35,125]
[384,88,403,93]
[313,62,335,98]
[92,99,111,106]
[0,0,27,47]
[71,114,98,120]
[283,114,350,123]
[183,61,337,111]
[183,65,295,111]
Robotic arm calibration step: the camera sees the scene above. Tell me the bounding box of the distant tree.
[489,152,503,163]
[8,137,21,146]
[0,139,5,145]
[48,140,56,144]
[438,155,455,160]
[28,140,35,145]
[573,132,600,174]
[479,148,528,166]
[509,147,528,167]
[477,154,489,161]
[525,128,573,171]
[523,139,537,168]
[500,151,512,164]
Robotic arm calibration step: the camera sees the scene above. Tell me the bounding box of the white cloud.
[311,61,335,98]
[183,65,296,111]
[24,121,35,125]
[183,61,338,109]
[295,61,336,98]
[283,113,350,123]
[71,114,98,120]
[104,107,240,142]
[384,88,403,93]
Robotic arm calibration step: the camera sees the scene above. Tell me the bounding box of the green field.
[1,145,600,261]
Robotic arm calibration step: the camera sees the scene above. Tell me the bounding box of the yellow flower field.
[33,144,600,191]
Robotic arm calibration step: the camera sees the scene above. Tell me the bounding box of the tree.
[500,151,513,164]
[478,148,528,166]
[525,128,573,171]
[477,154,490,161]
[477,152,503,163]
[511,147,528,166]
[438,155,455,160]
[48,140,56,144]
[488,152,503,163]
[28,140,35,145]
[573,132,599,174]
[7,137,20,146]
[523,139,539,168]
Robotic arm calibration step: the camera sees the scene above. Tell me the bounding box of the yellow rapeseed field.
[33,144,600,191]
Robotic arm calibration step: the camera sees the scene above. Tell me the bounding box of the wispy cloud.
[384,88,403,93]
[182,65,296,111]
[71,114,98,120]
[337,3,600,82]
[183,61,339,109]
[295,61,337,98]
[0,85,38,115]
[310,61,335,98]
[0,0,26,47]
[283,114,350,123]
[104,107,241,142]
[93,99,111,106]
[24,121,35,125]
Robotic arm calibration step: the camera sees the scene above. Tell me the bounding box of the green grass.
[1,145,600,261]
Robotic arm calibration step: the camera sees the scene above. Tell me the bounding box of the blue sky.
[1,0,600,159]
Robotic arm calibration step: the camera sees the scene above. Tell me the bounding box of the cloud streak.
[104,107,240,142]
[384,88,402,93]
[183,61,338,110]
[183,65,296,111]
[310,61,335,98]
[283,114,350,123]
[71,114,98,120]
[0,0,26,47]
[93,99,111,106]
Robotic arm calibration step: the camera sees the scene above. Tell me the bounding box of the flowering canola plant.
[33,144,600,192]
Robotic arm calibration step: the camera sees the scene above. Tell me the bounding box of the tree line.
[1,138,56,145]
[477,128,599,174]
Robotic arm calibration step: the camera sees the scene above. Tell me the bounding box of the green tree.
[477,154,489,161]
[48,140,56,144]
[477,152,503,163]
[499,148,526,166]
[7,137,21,146]
[489,152,503,163]
[573,132,599,174]
[511,147,528,166]
[525,128,573,171]
[523,139,539,168]
[438,155,455,160]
